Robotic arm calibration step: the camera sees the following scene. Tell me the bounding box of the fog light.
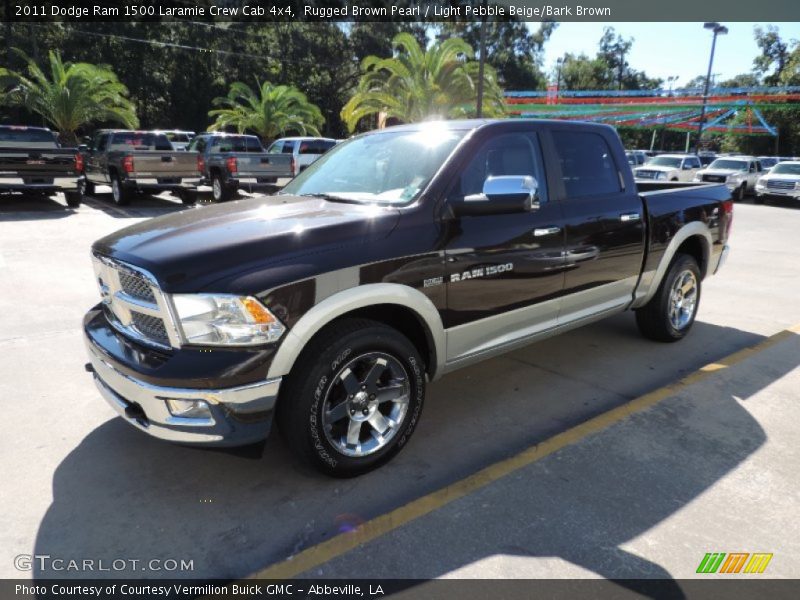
[165,398,211,419]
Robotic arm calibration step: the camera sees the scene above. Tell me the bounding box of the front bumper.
[755,187,800,200]
[84,322,280,446]
[713,244,730,275]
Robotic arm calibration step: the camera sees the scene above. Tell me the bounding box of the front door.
[443,129,567,363]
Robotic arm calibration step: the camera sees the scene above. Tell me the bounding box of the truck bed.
[112,150,199,181]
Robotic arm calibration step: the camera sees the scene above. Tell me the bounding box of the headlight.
[727,173,741,183]
[171,294,286,346]
[656,172,667,180]
[756,178,766,189]
[693,173,702,181]
[795,181,800,190]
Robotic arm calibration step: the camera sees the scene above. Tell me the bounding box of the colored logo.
[696,552,773,574]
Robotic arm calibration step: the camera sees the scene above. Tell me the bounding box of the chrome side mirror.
[456,175,540,217]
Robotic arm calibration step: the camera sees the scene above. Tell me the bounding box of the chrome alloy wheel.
[669,269,698,330]
[322,352,410,458]
[112,178,122,203]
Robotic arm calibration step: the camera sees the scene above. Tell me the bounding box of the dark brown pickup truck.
[84,119,733,477]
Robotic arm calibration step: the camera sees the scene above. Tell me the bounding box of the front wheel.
[735,184,746,201]
[277,319,425,477]
[635,254,702,342]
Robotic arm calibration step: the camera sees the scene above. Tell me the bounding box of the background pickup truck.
[83,119,732,478]
[0,125,81,207]
[189,133,294,202]
[78,130,200,206]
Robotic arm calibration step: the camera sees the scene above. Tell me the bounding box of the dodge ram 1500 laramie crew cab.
[83,120,733,476]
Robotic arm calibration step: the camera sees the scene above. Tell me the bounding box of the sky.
[537,22,800,88]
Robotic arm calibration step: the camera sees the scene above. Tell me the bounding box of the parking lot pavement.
[0,192,798,581]
[281,328,800,581]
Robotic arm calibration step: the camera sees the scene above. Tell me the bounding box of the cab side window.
[455,132,547,202]
[551,130,620,198]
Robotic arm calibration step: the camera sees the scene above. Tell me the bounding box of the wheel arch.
[267,283,446,382]
[632,222,712,309]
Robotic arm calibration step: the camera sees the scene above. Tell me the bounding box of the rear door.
[443,126,567,362]
[546,127,645,321]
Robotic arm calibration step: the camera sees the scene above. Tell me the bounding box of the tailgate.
[0,148,77,179]
[234,153,292,178]
[129,151,199,179]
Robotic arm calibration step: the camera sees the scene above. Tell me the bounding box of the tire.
[277,318,426,477]
[78,177,95,198]
[211,174,234,202]
[64,191,81,208]
[754,194,765,205]
[110,174,131,206]
[735,184,746,202]
[177,190,197,205]
[635,253,702,343]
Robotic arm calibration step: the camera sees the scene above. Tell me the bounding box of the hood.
[698,168,744,176]
[93,195,400,292]
[762,173,800,182]
[635,165,677,173]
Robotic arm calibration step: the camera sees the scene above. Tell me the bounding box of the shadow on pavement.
[32,320,791,585]
[0,193,74,220]
[81,193,187,219]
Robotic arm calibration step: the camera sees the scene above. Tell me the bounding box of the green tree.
[437,21,556,90]
[208,80,324,143]
[0,49,138,143]
[341,32,505,132]
[753,25,789,85]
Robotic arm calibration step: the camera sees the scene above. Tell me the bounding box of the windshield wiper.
[298,193,364,204]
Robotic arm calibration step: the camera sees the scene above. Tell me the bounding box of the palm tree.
[208,81,324,143]
[341,33,506,132]
[0,50,138,144]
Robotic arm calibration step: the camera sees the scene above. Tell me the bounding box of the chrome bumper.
[85,336,280,445]
[0,177,76,189]
[128,178,201,188]
[755,187,800,199]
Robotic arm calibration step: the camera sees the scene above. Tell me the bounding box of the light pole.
[696,22,728,150]
[476,0,488,118]
[555,57,564,101]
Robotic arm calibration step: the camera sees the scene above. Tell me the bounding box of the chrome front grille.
[118,270,157,303]
[92,254,178,350]
[766,179,796,190]
[702,174,727,183]
[130,312,170,346]
[635,170,659,180]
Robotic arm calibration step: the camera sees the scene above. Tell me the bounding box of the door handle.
[620,212,641,222]
[533,226,561,237]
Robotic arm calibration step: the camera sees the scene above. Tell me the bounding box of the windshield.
[626,152,636,165]
[648,156,683,168]
[280,126,467,205]
[759,157,778,168]
[770,163,800,175]
[708,159,747,171]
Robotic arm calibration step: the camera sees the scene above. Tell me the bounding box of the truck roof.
[0,124,54,133]
[377,118,617,135]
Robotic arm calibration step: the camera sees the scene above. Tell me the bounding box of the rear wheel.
[278,319,425,477]
[635,254,701,342]
[211,174,234,202]
[78,177,95,198]
[64,191,81,208]
[110,174,131,206]
[177,190,197,205]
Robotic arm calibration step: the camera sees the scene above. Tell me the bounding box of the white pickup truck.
[633,154,701,182]
[693,156,764,201]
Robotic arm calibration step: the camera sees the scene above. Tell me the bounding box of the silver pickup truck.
[190,133,294,202]
[78,130,200,205]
